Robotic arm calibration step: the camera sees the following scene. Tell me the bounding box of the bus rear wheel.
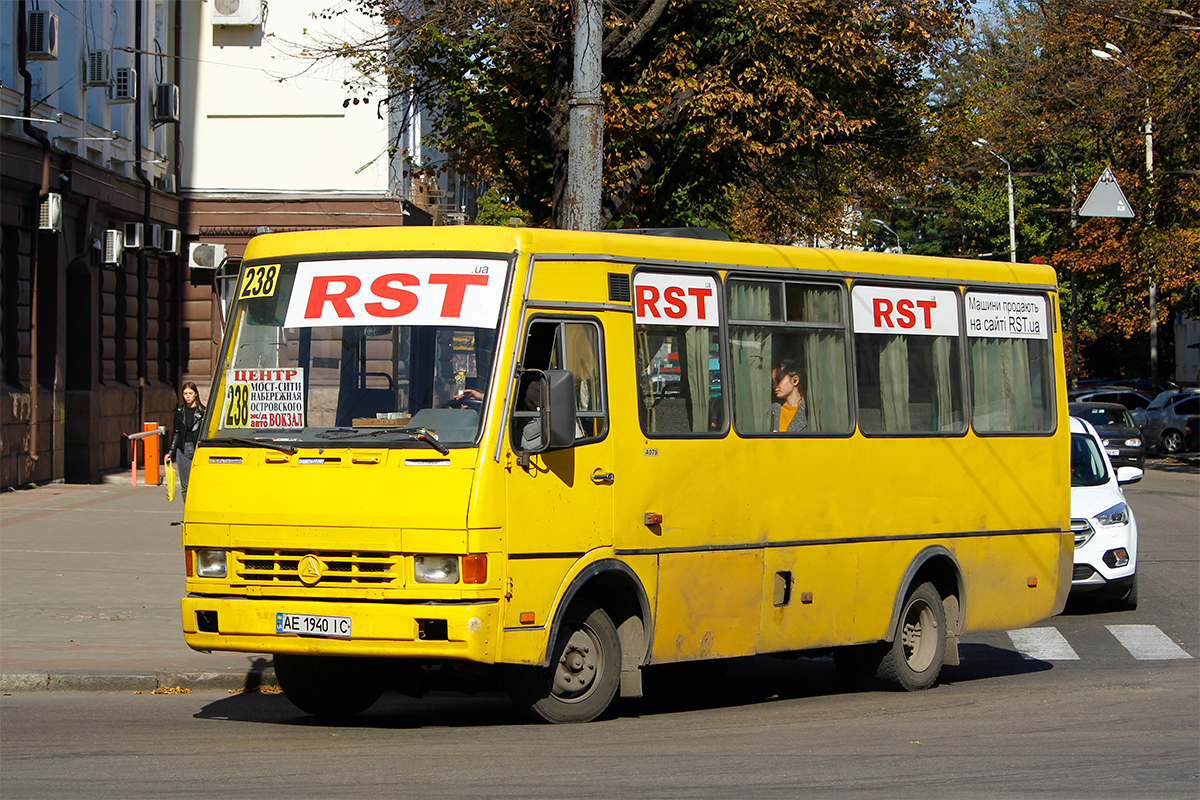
[508,601,620,723]
[876,582,947,691]
[273,653,385,718]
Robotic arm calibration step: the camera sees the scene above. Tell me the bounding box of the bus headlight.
[414,555,459,583]
[195,549,227,578]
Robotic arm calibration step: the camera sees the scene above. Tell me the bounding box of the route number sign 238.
[238,264,280,300]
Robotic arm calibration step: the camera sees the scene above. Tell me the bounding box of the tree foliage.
[300,0,970,235]
[916,0,1198,378]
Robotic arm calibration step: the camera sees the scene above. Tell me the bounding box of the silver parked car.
[1141,395,1200,454]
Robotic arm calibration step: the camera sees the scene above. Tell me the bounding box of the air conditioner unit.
[86,50,110,86]
[162,228,182,255]
[154,83,179,123]
[123,222,144,250]
[104,230,124,265]
[28,11,59,60]
[188,242,227,271]
[39,193,63,232]
[146,223,163,250]
[111,67,137,102]
[212,0,262,26]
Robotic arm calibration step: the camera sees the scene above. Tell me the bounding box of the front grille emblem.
[298,555,324,586]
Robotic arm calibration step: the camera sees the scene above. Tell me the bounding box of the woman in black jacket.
[165,381,205,500]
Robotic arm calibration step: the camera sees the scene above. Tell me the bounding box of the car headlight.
[1095,502,1129,527]
[1125,438,1142,447]
[414,554,459,583]
[195,549,227,578]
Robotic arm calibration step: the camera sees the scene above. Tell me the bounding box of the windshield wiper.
[314,426,450,455]
[229,437,299,454]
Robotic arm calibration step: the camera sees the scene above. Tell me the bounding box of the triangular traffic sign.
[1079,168,1135,218]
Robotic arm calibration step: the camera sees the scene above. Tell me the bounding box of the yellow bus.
[181,226,1071,722]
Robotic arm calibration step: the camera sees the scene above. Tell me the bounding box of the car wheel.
[1116,572,1139,611]
[1160,429,1184,454]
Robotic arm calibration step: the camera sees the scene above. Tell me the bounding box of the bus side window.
[517,319,607,444]
[728,278,851,435]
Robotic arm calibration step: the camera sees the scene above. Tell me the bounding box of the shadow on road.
[192,647,1049,728]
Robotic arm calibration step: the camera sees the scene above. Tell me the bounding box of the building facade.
[1,0,471,489]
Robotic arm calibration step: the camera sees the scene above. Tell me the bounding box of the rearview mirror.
[1115,466,1143,486]
[512,369,577,460]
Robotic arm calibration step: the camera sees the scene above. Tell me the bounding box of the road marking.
[1106,624,1194,661]
[1007,627,1080,660]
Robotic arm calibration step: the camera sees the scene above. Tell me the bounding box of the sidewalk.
[0,475,274,692]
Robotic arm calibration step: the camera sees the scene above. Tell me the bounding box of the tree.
[920,0,1199,378]
[299,0,970,236]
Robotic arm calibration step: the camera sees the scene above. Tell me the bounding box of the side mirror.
[512,369,577,459]
[1116,466,1143,486]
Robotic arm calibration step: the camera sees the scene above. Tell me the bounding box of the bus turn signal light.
[462,554,487,584]
[519,612,535,625]
[1027,576,1038,587]
[644,513,663,526]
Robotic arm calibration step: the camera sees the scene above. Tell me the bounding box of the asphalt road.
[2,464,1196,799]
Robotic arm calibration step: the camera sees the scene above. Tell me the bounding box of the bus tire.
[508,601,620,723]
[274,653,385,718]
[876,582,946,691]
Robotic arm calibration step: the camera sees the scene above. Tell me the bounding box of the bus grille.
[236,549,399,585]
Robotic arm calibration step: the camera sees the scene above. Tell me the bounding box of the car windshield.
[1072,406,1133,427]
[208,255,508,448]
[1070,431,1109,487]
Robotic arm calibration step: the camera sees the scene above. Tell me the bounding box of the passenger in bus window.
[770,360,808,433]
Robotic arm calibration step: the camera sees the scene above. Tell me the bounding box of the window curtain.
[684,327,710,432]
[932,337,956,431]
[802,289,849,433]
[729,283,774,432]
[879,335,911,431]
[970,337,1033,431]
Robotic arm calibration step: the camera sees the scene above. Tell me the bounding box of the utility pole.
[563,0,603,231]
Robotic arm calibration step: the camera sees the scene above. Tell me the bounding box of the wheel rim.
[900,597,939,673]
[1163,431,1182,453]
[549,623,603,703]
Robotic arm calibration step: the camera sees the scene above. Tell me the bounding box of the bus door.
[503,315,614,638]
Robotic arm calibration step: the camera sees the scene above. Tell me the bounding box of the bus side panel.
[758,543,860,652]
[651,549,762,663]
[955,531,1071,632]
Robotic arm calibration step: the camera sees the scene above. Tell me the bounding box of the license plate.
[1106,448,1120,456]
[276,612,352,638]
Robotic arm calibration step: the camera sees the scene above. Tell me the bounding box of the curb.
[0,668,278,694]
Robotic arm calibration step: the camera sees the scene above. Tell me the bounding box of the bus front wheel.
[877,582,947,691]
[273,653,385,718]
[508,601,620,723]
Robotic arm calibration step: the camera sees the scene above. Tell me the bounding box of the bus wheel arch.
[887,546,964,659]
[508,559,651,722]
[835,547,963,693]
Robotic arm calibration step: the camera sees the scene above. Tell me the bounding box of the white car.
[1070,416,1141,610]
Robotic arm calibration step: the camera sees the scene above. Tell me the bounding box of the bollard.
[143,422,161,485]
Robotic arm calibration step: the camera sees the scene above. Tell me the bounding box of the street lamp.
[1091,42,1158,382]
[869,219,902,253]
[972,138,1017,263]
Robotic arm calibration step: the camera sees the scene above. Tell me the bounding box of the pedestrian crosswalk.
[1004,624,1193,662]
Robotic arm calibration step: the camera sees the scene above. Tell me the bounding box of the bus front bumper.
[181,595,499,662]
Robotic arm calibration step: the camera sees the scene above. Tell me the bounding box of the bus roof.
[242,226,1059,289]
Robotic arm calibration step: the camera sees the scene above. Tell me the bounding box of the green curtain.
[879,335,911,431]
[729,283,774,432]
[802,289,849,433]
[971,337,1034,431]
[685,327,711,432]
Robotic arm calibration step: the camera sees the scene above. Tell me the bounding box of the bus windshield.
[209,256,507,448]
